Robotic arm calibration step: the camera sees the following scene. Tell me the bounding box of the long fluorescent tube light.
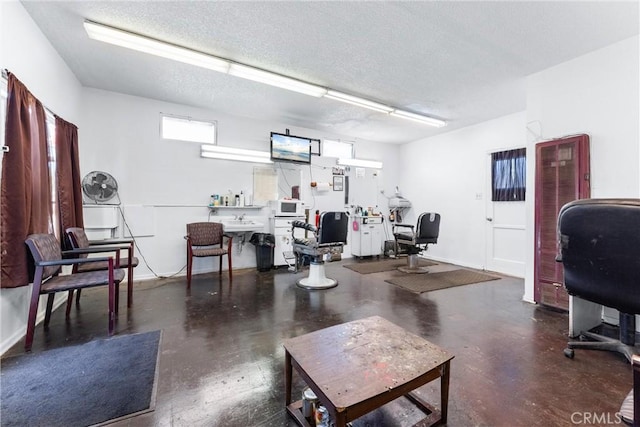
[390,110,446,128]
[337,158,383,169]
[229,64,327,97]
[84,21,230,73]
[201,144,273,164]
[324,90,394,114]
[84,20,446,127]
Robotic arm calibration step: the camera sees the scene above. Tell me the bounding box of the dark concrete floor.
[4,260,633,426]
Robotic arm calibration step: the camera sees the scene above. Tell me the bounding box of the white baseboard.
[0,296,66,355]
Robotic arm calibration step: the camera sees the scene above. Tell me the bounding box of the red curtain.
[1,73,52,288]
[55,116,83,250]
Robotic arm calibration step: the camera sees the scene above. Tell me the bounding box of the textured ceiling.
[21,1,640,144]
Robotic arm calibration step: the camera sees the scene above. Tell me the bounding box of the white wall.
[524,35,640,303]
[0,1,83,354]
[79,88,399,279]
[399,112,527,273]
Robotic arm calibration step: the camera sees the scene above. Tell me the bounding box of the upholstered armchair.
[24,233,125,351]
[185,222,233,288]
[66,227,138,312]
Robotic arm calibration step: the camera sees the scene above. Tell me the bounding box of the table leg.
[285,350,292,406]
[440,361,450,424]
[334,410,347,427]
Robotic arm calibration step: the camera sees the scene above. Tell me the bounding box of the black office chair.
[393,212,440,273]
[557,199,640,363]
[619,354,639,426]
[291,212,348,289]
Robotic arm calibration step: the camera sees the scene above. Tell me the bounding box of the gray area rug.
[344,258,437,274]
[1,330,161,427]
[386,269,500,293]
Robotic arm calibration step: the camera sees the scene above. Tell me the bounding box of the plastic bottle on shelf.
[239,191,245,207]
[235,194,240,206]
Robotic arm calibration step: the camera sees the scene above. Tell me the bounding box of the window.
[161,114,216,144]
[45,111,58,236]
[491,148,526,201]
[0,77,6,157]
[322,139,353,159]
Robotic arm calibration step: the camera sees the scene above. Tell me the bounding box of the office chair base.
[565,331,639,363]
[398,254,430,274]
[296,262,338,290]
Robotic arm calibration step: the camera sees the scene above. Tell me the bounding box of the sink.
[220,219,264,232]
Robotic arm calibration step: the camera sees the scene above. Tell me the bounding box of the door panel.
[534,135,590,310]
[485,154,526,277]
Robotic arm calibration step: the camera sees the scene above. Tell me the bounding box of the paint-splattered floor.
[5,260,632,426]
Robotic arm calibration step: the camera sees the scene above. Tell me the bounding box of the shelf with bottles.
[389,207,410,223]
[207,205,264,211]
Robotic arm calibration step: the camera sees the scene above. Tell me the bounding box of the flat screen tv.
[270,132,312,164]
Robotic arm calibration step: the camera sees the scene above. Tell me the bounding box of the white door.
[484,153,526,277]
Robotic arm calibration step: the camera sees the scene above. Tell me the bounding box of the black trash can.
[250,233,275,272]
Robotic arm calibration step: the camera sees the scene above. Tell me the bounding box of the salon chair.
[557,199,640,363]
[291,212,348,289]
[393,212,440,273]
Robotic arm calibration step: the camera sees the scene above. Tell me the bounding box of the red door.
[534,135,590,310]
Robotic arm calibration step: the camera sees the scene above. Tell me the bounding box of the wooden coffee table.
[283,316,454,427]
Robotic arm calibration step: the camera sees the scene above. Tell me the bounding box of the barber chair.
[557,199,640,363]
[393,212,440,274]
[291,212,348,290]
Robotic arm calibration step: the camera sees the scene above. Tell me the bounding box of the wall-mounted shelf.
[207,205,265,213]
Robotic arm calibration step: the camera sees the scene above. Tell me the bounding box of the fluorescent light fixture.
[84,20,447,125]
[390,109,446,128]
[229,64,327,97]
[201,144,273,164]
[337,158,383,169]
[324,90,394,114]
[84,21,230,73]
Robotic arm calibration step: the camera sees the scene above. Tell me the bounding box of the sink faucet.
[238,213,245,221]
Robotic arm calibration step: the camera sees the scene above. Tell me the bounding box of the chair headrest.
[417,213,440,240]
[318,212,349,244]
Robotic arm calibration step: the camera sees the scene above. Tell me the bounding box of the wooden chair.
[185,222,232,288]
[66,227,138,311]
[24,234,125,351]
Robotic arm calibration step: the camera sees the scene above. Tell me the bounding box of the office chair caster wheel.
[564,348,574,359]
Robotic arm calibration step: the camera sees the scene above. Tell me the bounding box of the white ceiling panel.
[20,1,640,144]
